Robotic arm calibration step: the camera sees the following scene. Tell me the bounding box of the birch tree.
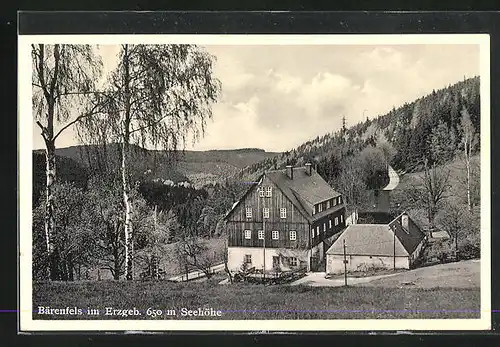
[459,108,479,212]
[32,44,103,280]
[78,44,220,280]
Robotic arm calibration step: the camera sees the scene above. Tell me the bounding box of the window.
[244,254,252,264]
[265,186,272,197]
[289,257,298,267]
[244,229,252,239]
[329,219,332,228]
[289,230,297,241]
[313,205,317,215]
[323,223,326,232]
[340,214,344,223]
[316,226,320,236]
[258,230,264,240]
[311,228,315,238]
[280,208,287,219]
[318,203,323,213]
[333,198,337,207]
[246,208,252,218]
[338,196,342,204]
[263,208,270,218]
[335,217,339,226]
[272,230,279,240]
[326,200,331,209]
[259,188,265,197]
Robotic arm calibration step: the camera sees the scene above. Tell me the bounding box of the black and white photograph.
[18,34,491,331]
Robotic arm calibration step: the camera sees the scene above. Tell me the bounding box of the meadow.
[33,275,480,320]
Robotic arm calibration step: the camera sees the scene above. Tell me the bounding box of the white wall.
[227,247,310,272]
[326,254,410,274]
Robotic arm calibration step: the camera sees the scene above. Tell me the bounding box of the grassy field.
[359,259,480,289]
[33,275,479,320]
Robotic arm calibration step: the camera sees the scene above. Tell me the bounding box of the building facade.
[325,212,426,274]
[225,164,346,273]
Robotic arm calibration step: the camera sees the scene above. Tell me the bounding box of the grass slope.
[359,260,480,289]
[33,279,479,320]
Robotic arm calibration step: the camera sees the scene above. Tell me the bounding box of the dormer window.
[318,204,323,213]
[265,186,272,197]
[327,200,331,209]
[332,198,337,207]
[259,188,265,197]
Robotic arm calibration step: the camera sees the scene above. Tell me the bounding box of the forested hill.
[35,144,279,189]
[239,76,480,182]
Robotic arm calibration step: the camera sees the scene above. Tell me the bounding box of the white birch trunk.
[45,140,58,279]
[122,44,134,281]
[122,138,133,280]
[465,138,472,212]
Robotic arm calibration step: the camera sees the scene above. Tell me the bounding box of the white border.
[18,34,491,332]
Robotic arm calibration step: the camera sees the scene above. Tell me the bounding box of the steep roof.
[266,166,342,220]
[223,166,343,222]
[388,212,426,255]
[326,213,425,256]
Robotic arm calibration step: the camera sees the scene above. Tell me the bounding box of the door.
[310,256,319,272]
[272,256,280,270]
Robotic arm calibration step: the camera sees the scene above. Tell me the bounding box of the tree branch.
[129,114,170,135]
[53,102,101,141]
[36,121,49,141]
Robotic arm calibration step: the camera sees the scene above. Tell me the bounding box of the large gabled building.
[224,163,346,273]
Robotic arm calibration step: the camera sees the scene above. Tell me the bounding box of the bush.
[421,239,455,265]
[459,241,480,260]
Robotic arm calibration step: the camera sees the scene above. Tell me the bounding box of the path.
[290,259,479,288]
[383,165,400,191]
[290,271,402,287]
[168,263,225,282]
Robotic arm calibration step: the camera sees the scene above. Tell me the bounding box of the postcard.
[18,32,491,332]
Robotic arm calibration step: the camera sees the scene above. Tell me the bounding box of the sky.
[32,44,480,152]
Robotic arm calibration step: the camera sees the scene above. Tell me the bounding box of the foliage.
[84,177,126,280]
[405,159,451,235]
[33,182,95,281]
[32,152,89,207]
[174,230,220,279]
[428,120,457,164]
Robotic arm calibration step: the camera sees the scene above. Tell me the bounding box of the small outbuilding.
[325,212,426,274]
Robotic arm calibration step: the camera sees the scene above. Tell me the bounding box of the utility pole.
[154,205,158,279]
[262,191,266,281]
[393,227,396,271]
[343,239,348,287]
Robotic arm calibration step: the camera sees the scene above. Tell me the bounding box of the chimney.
[286,165,294,179]
[305,163,312,176]
[401,212,409,230]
